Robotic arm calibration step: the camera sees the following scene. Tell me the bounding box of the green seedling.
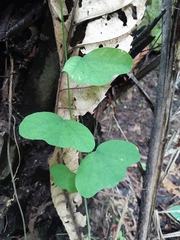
[19,47,140,198]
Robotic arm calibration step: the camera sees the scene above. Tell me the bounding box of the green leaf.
[50,164,77,193]
[117,230,126,240]
[63,47,133,86]
[168,205,180,221]
[140,162,146,171]
[19,112,95,152]
[75,140,140,198]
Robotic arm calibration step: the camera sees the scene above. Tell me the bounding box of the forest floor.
[1,68,180,240]
[96,70,180,240]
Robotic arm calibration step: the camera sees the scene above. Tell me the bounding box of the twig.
[114,197,128,240]
[152,210,163,239]
[161,147,180,182]
[127,72,154,111]
[113,114,128,141]
[84,198,91,240]
[12,115,21,179]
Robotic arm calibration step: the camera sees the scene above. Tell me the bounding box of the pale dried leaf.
[61,148,79,171]
[74,0,133,24]
[51,184,87,240]
[79,35,133,55]
[73,0,146,53]
[48,0,73,66]
[57,72,113,118]
[50,0,68,19]
[49,147,87,240]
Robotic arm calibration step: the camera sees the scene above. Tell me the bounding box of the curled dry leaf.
[49,147,87,240]
[131,46,149,73]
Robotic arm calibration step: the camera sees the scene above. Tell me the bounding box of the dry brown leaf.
[50,186,86,239]
[162,177,180,198]
[131,46,149,72]
[57,72,113,119]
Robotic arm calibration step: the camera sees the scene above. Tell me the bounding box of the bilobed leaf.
[50,164,77,193]
[75,140,140,198]
[63,48,133,86]
[19,112,95,152]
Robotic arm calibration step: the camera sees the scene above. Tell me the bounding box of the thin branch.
[114,197,128,240]
[113,114,129,141]
[7,55,27,239]
[127,72,154,111]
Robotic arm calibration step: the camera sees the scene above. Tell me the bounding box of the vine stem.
[84,198,91,240]
[8,54,27,239]
[59,0,72,119]
[59,1,91,239]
